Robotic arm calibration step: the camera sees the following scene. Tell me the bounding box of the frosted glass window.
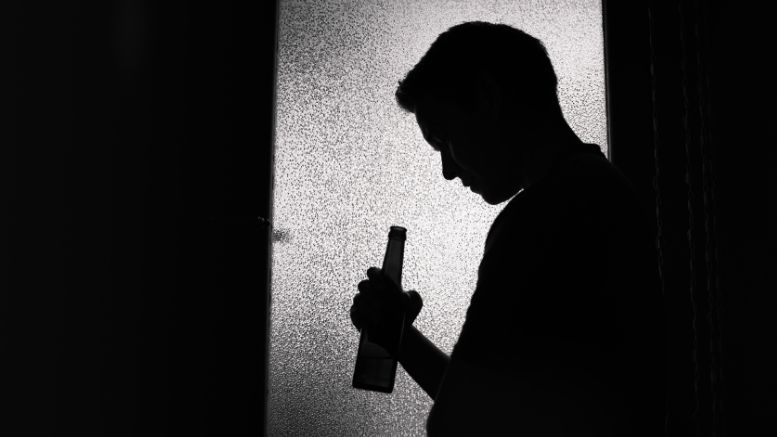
[269,1,607,435]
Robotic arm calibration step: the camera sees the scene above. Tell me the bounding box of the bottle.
[352,225,407,393]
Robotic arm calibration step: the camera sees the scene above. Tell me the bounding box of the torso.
[428,145,666,435]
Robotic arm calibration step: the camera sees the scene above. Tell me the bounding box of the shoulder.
[547,148,651,244]
[484,147,627,249]
[555,148,636,204]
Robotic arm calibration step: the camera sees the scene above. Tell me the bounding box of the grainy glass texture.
[270,1,606,435]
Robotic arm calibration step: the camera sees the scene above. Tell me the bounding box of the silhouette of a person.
[350,22,665,436]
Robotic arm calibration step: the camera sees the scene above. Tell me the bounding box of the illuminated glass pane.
[269,1,606,435]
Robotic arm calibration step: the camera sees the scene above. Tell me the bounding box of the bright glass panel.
[269,1,606,435]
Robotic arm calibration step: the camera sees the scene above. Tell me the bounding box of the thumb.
[402,290,423,322]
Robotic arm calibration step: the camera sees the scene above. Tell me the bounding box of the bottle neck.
[382,239,404,288]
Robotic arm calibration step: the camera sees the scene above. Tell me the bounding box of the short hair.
[395,22,559,116]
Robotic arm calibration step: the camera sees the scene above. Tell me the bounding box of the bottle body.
[352,226,407,393]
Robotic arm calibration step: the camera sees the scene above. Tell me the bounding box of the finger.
[351,300,382,331]
[353,291,379,317]
[350,308,363,330]
[405,290,422,310]
[367,268,394,293]
[403,290,423,322]
[357,280,372,294]
[366,267,382,281]
[353,293,376,314]
[350,297,365,329]
[359,279,384,298]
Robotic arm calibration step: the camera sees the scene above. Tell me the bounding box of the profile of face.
[414,91,529,205]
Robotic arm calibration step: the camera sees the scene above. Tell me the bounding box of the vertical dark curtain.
[5,1,277,435]
[605,1,772,436]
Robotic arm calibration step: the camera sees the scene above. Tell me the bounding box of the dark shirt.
[428,144,666,435]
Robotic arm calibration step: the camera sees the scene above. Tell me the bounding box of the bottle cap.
[388,226,406,241]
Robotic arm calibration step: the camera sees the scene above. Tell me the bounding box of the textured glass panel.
[269,1,606,435]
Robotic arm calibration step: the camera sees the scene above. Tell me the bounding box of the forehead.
[414,111,442,150]
[415,98,451,139]
[415,95,446,122]
[415,91,473,127]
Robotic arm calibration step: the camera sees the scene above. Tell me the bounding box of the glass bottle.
[352,226,407,393]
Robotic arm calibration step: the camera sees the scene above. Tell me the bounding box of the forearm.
[399,325,450,399]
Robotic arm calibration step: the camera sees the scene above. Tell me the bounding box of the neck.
[520,121,582,189]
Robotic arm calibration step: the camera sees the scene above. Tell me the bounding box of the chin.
[479,186,518,205]
[480,191,505,205]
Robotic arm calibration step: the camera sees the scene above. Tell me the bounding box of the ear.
[473,70,503,118]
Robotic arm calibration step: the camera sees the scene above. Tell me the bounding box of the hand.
[350,267,423,350]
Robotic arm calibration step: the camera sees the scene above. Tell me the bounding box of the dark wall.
[5,1,277,435]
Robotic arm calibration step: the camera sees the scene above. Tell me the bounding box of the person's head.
[396,22,568,204]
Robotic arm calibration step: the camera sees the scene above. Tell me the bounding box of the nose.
[441,152,457,181]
